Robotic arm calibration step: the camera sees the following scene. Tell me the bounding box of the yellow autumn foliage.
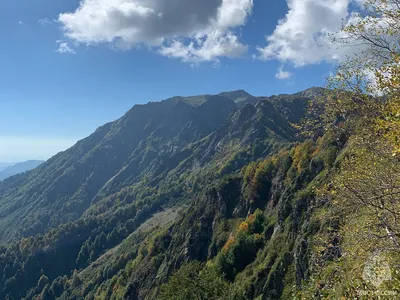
[238,222,249,232]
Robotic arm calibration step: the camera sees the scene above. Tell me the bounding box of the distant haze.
[0,160,44,181]
[0,162,13,172]
[0,136,78,162]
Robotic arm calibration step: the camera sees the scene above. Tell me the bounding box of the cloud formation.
[257,0,356,67]
[56,41,76,54]
[38,18,53,25]
[276,66,293,79]
[58,0,253,63]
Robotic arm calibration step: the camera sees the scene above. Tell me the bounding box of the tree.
[158,261,230,300]
[308,0,400,138]
[307,1,400,295]
[76,241,90,266]
[37,274,49,290]
[71,270,81,287]
[298,1,400,297]
[316,0,400,251]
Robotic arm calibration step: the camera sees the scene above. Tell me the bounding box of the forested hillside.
[0,87,321,299]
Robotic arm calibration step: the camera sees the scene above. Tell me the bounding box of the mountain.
[0,160,44,181]
[0,163,13,172]
[218,89,251,102]
[294,86,327,98]
[219,89,259,108]
[0,88,345,300]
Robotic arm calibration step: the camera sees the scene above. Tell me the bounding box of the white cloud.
[257,0,397,87]
[0,136,77,162]
[18,21,24,25]
[159,31,248,64]
[276,66,293,79]
[58,0,253,63]
[257,0,359,66]
[38,18,53,25]
[56,41,76,54]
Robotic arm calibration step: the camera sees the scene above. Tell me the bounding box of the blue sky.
[0,0,357,162]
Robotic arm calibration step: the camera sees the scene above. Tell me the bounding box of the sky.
[0,0,362,162]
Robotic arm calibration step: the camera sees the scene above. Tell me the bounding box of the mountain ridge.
[0,87,335,300]
[0,160,44,181]
[0,88,319,242]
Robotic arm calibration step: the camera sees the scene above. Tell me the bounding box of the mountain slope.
[0,96,237,242]
[0,88,325,300]
[0,163,13,172]
[0,160,44,181]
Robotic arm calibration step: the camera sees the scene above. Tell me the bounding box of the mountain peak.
[218,89,252,102]
[294,86,327,98]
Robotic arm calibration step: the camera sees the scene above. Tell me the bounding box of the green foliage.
[215,211,266,281]
[159,262,230,300]
[297,2,400,297]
